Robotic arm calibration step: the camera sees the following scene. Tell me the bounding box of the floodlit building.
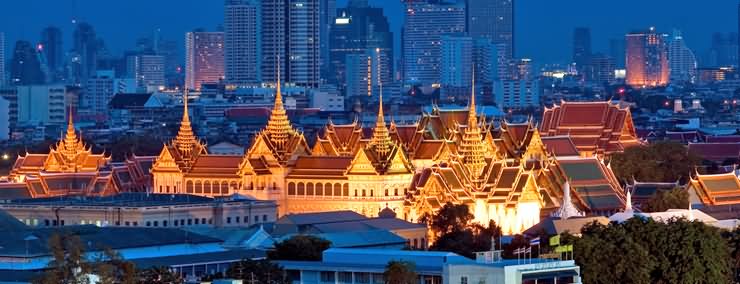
[668,30,697,84]
[225,0,260,85]
[186,31,225,90]
[625,27,669,88]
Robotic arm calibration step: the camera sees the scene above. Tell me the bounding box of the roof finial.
[625,188,633,213]
[370,48,392,158]
[265,55,293,149]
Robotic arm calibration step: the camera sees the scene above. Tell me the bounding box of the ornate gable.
[347,148,378,175]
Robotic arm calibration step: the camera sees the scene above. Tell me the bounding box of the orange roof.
[288,156,353,178]
[541,136,580,157]
[189,155,242,177]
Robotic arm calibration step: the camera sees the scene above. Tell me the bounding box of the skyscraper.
[84,70,115,121]
[441,35,473,88]
[127,55,165,89]
[10,40,45,85]
[467,0,514,58]
[0,32,5,86]
[668,30,697,84]
[40,26,63,82]
[625,27,669,88]
[71,23,98,84]
[186,31,225,90]
[572,27,592,74]
[262,0,321,87]
[319,0,336,82]
[402,1,465,84]
[588,53,616,85]
[329,1,392,91]
[609,38,626,69]
[225,0,260,85]
[707,32,738,67]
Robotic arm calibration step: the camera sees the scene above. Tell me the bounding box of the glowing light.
[1,154,8,160]
[335,18,350,25]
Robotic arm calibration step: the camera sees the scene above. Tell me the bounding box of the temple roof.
[689,172,740,206]
[541,136,580,157]
[688,142,740,163]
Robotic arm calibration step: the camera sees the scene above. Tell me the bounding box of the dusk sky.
[0,0,736,65]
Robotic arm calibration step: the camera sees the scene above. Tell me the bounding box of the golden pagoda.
[457,71,487,184]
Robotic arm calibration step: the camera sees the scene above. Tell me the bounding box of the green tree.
[36,233,91,284]
[226,259,288,284]
[640,188,689,212]
[384,261,417,284]
[136,266,183,284]
[424,203,502,258]
[91,248,136,284]
[573,218,732,284]
[268,235,332,261]
[610,141,700,184]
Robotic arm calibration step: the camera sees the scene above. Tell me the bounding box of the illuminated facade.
[625,27,669,88]
[0,116,153,198]
[186,31,225,90]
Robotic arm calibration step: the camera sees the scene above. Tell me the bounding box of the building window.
[236,216,240,223]
[146,221,151,227]
[44,219,50,226]
[125,221,130,226]
[338,272,352,283]
[202,218,207,224]
[356,273,370,284]
[461,276,468,284]
[174,220,179,226]
[385,189,388,196]
[153,221,158,227]
[255,215,259,223]
[244,216,249,224]
[187,219,192,225]
[227,217,231,224]
[131,221,136,226]
[320,272,335,283]
[263,215,268,222]
[195,218,200,225]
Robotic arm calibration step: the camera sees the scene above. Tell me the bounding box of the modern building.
[668,30,697,84]
[319,0,336,83]
[128,54,166,89]
[186,31,225,90]
[1,193,277,229]
[473,38,501,84]
[466,0,514,59]
[225,0,260,85]
[493,79,539,108]
[609,38,626,69]
[707,32,738,67]
[15,85,66,127]
[261,0,321,87]
[9,40,45,85]
[625,27,669,88]
[0,32,5,86]
[40,26,64,82]
[572,27,592,74]
[440,35,473,88]
[70,22,98,84]
[329,2,393,91]
[344,49,389,100]
[0,96,8,140]
[588,53,616,85]
[82,70,116,121]
[278,248,582,284]
[402,1,465,84]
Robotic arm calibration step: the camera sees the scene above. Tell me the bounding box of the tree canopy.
[384,261,418,284]
[573,218,732,284]
[226,259,288,284]
[423,203,502,258]
[268,235,332,261]
[640,188,689,212]
[610,141,700,184]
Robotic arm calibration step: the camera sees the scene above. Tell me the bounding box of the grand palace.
[1,73,652,234]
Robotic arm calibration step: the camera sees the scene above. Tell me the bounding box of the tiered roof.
[689,171,740,206]
[540,101,642,155]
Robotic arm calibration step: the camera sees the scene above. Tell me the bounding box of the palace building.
[0,116,153,199]
[540,101,642,156]
[148,70,628,233]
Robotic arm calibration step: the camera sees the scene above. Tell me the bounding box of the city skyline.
[0,0,737,65]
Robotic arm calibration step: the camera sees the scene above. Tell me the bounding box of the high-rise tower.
[186,31,225,90]
[467,0,514,59]
[625,27,669,88]
[225,0,260,85]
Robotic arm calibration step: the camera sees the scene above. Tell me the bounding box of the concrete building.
[0,95,8,140]
[441,35,473,88]
[1,193,277,229]
[40,26,64,82]
[127,54,166,89]
[466,0,514,59]
[261,0,321,87]
[310,88,344,111]
[225,0,260,85]
[345,49,388,100]
[278,248,582,284]
[626,27,669,88]
[668,30,697,84]
[0,32,4,86]
[572,27,592,75]
[588,53,616,85]
[494,79,539,108]
[186,31,225,90]
[402,1,465,84]
[83,70,115,121]
[16,84,67,128]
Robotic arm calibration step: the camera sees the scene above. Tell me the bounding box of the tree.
[640,188,689,212]
[136,266,183,284]
[610,141,700,184]
[226,259,288,284]
[36,233,91,284]
[384,261,417,284]
[91,248,136,284]
[424,203,502,258]
[268,235,332,261]
[573,218,732,284]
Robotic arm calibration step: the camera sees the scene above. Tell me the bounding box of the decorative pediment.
[347,149,378,174]
[385,147,413,174]
[519,174,543,205]
[152,146,180,171]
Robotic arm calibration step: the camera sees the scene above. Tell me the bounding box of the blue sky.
[0,0,736,64]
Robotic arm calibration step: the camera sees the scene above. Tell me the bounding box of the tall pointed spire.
[265,56,293,149]
[460,65,487,181]
[60,105,85,161]
[175,88,198,156]
[625,189,633,213]
[553,180,583,220]
[370,48,393,158]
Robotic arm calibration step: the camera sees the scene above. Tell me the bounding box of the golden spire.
[370,49,393,158]
[60,109,85,161]
[265,57,293,150]
[460,66,487,181]
[175,88,198,156]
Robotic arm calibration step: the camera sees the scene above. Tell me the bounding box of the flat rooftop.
[2,192,275,208]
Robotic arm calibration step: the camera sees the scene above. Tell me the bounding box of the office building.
[186,31,225,90]
[9,40,45,85]
[344,49,389,99]
[707,32,738,67]
[625,27,669,88]
[402,1,465,84]
[70,22,98,84]
[329,2,393,91]
[588,53,616,85]
[128,54,166,89]
[319,0,336,82]
[0,32,5,86]
[494,79,539,108]
[262,0,321,87]
[83,70,116,120]
[573,27,592,74]
[609,38,626,69]
[467,0,514,59]
[668,30,697,84]
[441,35,473,88]
[16,85,67,127]
[225,0,260,85]
[40,26,64,82]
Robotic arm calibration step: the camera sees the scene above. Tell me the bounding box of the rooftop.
[3,192,274,208]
